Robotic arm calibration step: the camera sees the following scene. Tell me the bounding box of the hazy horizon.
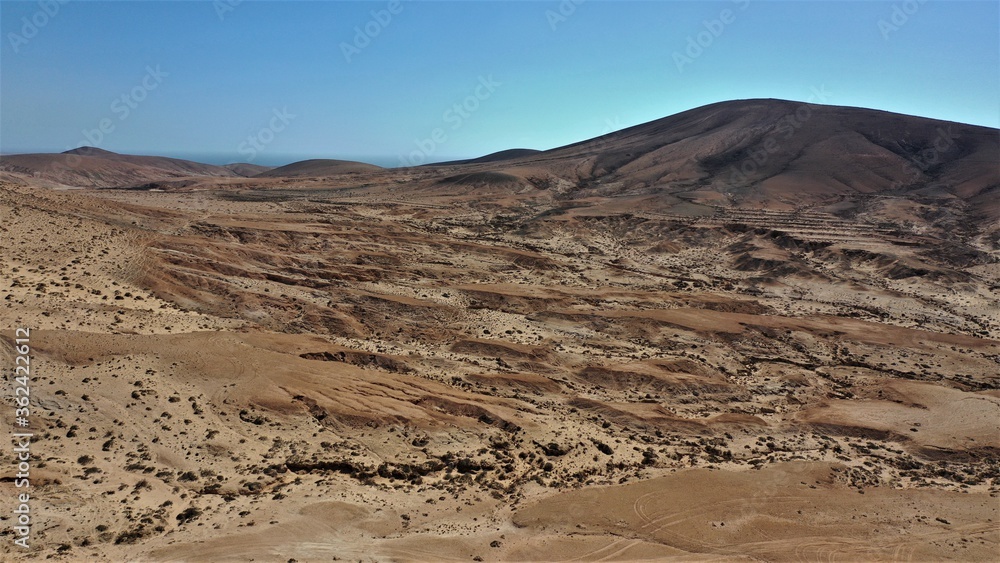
[0,148,455,168]
[2,1,998,166]
[4,93,1000,169]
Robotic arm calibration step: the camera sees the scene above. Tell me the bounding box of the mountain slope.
[256,159,384,177]
[431,148,542,166]
[429,99,999,215]
[223,163,274,177]
[0,148,241,188]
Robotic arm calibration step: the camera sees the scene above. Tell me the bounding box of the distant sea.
[1,148,468,169]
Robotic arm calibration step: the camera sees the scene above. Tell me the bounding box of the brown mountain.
[431,148,542,166]
[0,147,242,188]
[3,98,999,561]
[427,99,999,220]
[256,158,384,178]
[223,162,274,177]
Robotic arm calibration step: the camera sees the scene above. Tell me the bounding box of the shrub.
[176,507,202,524]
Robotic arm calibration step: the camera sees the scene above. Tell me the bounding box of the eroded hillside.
[1,175,998,560]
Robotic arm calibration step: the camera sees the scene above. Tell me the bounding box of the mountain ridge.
[2,100,996,201]
[422,98,998,219]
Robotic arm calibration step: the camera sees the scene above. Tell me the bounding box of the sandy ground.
[0,176,998,561]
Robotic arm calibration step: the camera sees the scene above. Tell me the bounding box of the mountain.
[3,98,999,561]
[0,147,242,188]
[427,99,999,219]
[223,163,274,177]
[4,101,996,219]
[256,158,384,178]
[430,148,542,166]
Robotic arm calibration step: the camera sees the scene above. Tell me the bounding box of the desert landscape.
[0,98,998,561]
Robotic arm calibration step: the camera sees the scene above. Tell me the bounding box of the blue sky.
[1,1,997,166]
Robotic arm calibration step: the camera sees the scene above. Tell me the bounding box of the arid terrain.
[1,99,998,561]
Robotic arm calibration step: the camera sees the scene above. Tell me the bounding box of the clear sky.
[1,0,997,166]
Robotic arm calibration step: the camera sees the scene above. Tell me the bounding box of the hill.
[424,99,999,230]
[223,163,274,177]
[0,148,241,188]
[256,158,384,177]
[430,148,542,166]
[1,98,998,560]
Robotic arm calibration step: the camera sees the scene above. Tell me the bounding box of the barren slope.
[0,100,997,561]
[0,148,244,189]
[1,170,998,560]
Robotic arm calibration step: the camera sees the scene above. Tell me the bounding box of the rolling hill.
[427,99,999,216]
[0,147,264,188]
[2,98,998,561]
[256,158,385,178]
